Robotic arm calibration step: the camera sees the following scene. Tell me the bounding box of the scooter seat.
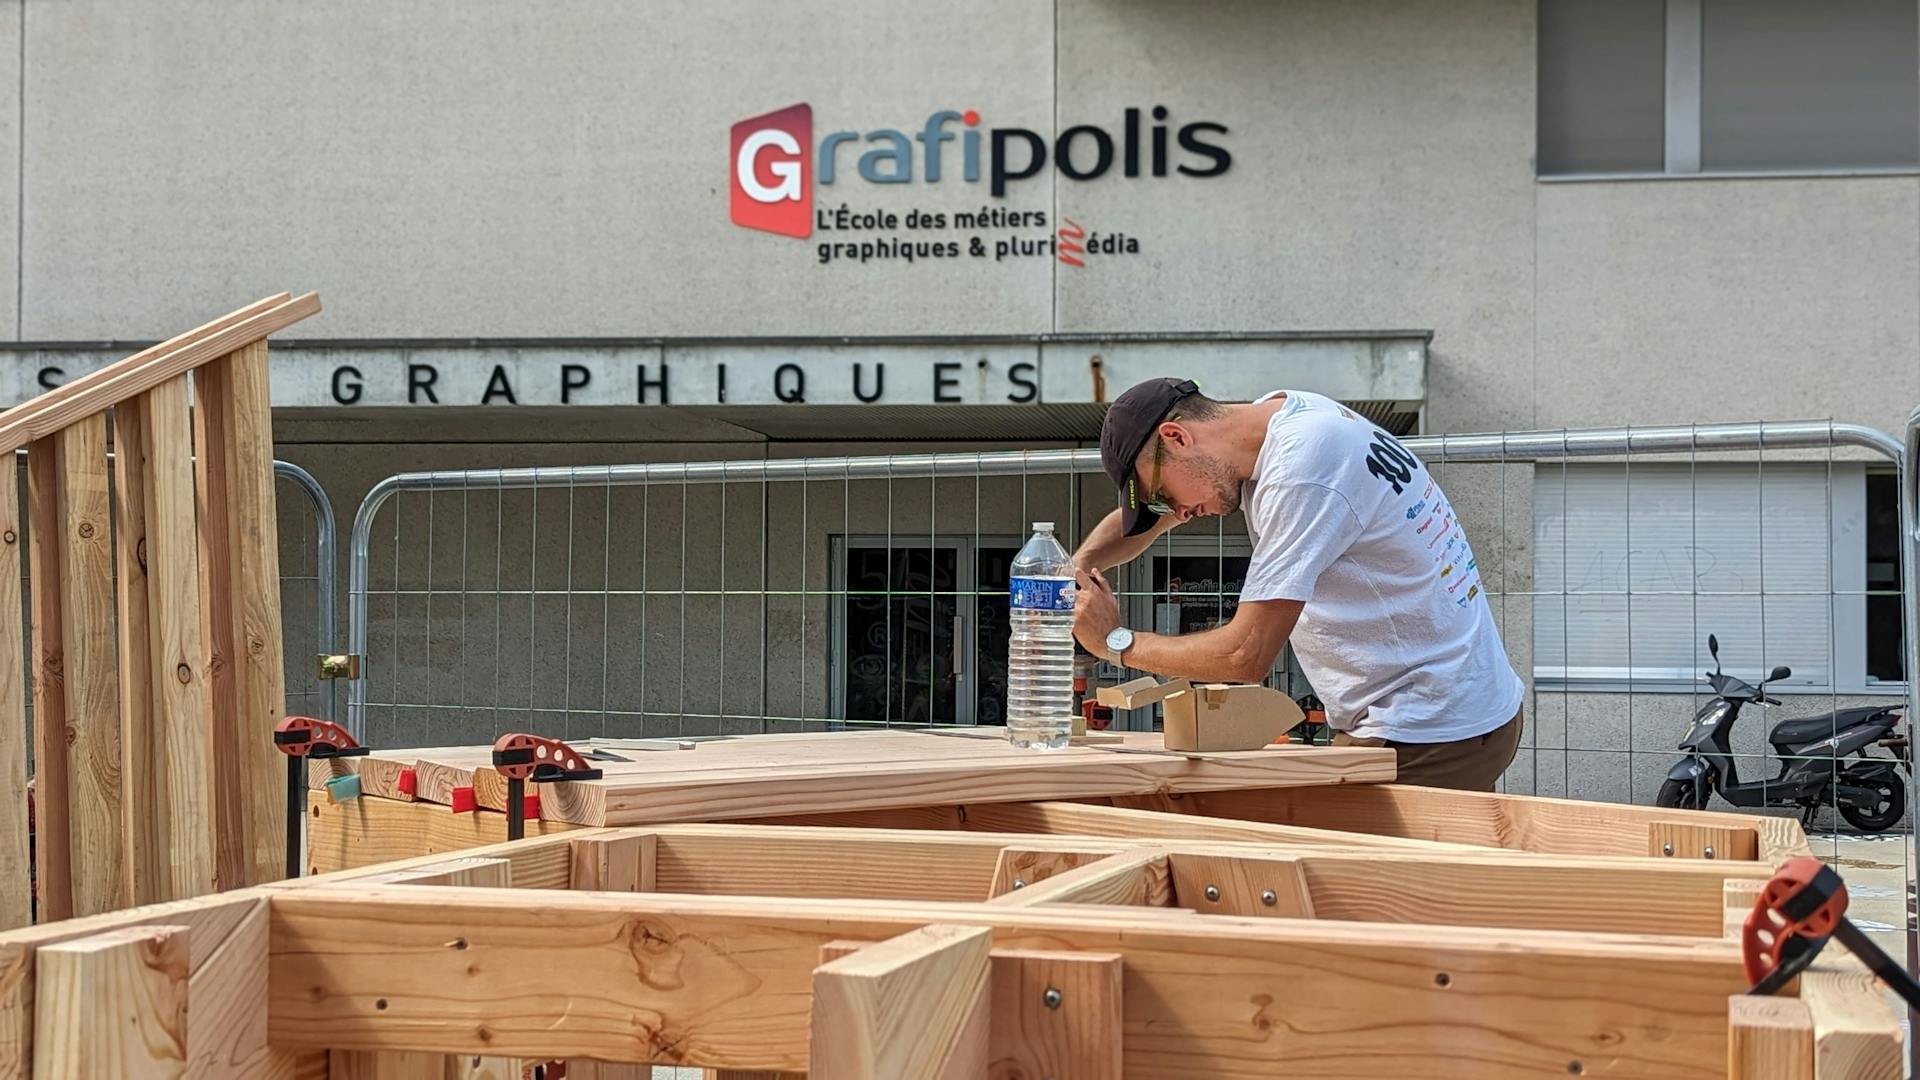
[1769,706,1896,749]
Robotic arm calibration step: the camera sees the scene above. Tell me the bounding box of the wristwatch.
[1104,626,1135,667]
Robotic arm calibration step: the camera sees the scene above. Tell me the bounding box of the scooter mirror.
[1708,634,1719,660]
[1768,665,1791,683]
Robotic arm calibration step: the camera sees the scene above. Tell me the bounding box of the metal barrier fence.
[343,418,1912,811]
[338,415,1920,1069]
[274,460,336,722]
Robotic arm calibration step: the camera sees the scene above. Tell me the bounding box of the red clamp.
[273,716,368,760]
[490,734,603,841]
[490,733,604,783]
[1743,855,1920,1009]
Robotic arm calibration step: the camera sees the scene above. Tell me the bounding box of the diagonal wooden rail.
[0,293,319,927]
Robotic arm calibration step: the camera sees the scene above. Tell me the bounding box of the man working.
[1070,378,1525,791]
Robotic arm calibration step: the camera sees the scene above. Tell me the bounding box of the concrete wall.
[6,1,1916,814]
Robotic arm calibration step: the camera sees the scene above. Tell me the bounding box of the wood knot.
[1,530,14,545]
[76,522,94,539]
[174,663,192,684]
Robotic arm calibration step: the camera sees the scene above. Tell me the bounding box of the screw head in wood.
[1261,889,1278,906]
[1011,878,1027,890]
[1661,843,1674,856]
[1204,885,1221,902]
[1043,987,1062,1010]
[77,522,94,539]
[1703,846,1714,859]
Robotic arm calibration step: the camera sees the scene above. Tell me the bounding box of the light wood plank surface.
[23,439,68,923]
[111,396,159,907]
[0,473,28,930]
[809,924,992,1080]
[33,924,188,1078]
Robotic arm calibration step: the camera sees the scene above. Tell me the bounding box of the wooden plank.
[302,789,580,878]
[1725,879,1764,939]
[1728,995,1813,1080]
[1801,959,1904,1079]
[569,835,655,892]
[183,897,305,1080]
[1167,852,1316,918]
[138,376,215,903]
[193,355,245,893]
[1649,821,1757,862]
[218,341,288,888]
[988,846,1129,899]
[325,1052,446,1079]
[959,800,1482,851]
[409,755,478,807]
[50,416,121,918]
[0,294,320,458]
[1160,849,1765,936]
[268,885,1753,1077]
[1127,784,1795,861]
[483,731,1394,826]
[360,858,513,888]
[0,892,262,1077]
[23,439,68,923]
[809,924,992,1080]
[987,849,1170,907]
[0,469,28,930]
[989,950,1122,1080]
[111,396,160,907]
[33,924,188,1078]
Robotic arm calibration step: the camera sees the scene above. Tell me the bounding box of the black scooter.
[1657,634,1909,831]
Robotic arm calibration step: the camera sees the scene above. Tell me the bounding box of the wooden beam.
[989,950,1121,1080]
[302,789,580,878]
[33,924,188,1078]
[958,800,1483,852]
[325,1052,447,1079]
[1801,959,1904,1079]
[1728,994,1813,1080]
[0,294,320,458]
[569,835,655,892]
[216,341,288,889]
[0,892,286,1078]
[193,355,246,893]
[51,416,121,917]
[111,396,159,908]
[23,438,69,922]
[136,377,214,903]
[0,468,28,931]
[987,849,1170,907]
[988,846,1130,899]
[360,858,513,888]
[267,885,1752,1076]
[1117,784,1805,861]
[1165,849,1765,936]
[809,924,991,1079]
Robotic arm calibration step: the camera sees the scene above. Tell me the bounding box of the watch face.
[1106,628,1131,650]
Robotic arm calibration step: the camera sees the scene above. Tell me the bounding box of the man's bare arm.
[1116,597,1303,684]
[1072,507,1179,572]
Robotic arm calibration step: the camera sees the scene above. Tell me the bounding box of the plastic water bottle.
[1007,522,1077,750]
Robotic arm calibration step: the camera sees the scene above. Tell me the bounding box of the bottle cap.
[1033,521,1053,531]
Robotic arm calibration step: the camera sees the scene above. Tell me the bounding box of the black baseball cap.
[1100,378,1200,537]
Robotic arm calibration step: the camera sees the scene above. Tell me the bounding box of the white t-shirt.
[1238,390,1523,743]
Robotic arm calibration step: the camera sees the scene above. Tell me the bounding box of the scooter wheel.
[1656,776,1704,810]
[1838,776,1906,833]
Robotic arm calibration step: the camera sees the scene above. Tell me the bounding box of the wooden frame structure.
[0,294,319,928]
[0,762,1900,1079]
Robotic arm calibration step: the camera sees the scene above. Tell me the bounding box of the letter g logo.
[730,103,812,238]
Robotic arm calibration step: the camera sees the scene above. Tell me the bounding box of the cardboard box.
[1096,677,1305,752]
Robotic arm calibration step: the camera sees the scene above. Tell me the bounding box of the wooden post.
[110,398,158,908]
[990,950,1122,1080]
[192,359,247,892]
[24,438,70,922]
[0,467,29,929]
[136,377,215,903]
[1728,994,1813,1080]
[569,834,656,892]
[809,923,991,1079]
[33,924,188,1078]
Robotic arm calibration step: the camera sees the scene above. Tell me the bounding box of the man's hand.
[1072,566,1122,654]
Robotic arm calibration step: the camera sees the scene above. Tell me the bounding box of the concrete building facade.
[1,1,1914,806]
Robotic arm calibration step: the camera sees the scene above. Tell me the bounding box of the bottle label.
[1010,576,1076,611]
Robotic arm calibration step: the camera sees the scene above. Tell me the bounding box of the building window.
[1534,463,1900,692]
[1538,0,1919,177]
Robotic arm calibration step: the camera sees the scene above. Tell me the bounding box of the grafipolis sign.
[729,103,1231,265]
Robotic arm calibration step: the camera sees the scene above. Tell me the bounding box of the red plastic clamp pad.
[449,786,477,813]
[397,768,417,797]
